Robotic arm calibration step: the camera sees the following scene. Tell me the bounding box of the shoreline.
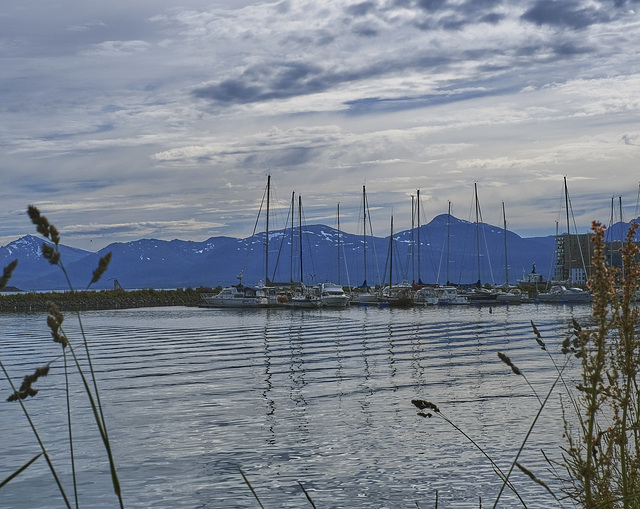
[0,288,209,312]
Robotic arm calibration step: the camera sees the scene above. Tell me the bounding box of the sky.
[2,0,640,251]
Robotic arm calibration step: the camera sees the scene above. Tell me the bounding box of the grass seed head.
[0,260,18,290]
[498,352,522,375]
[91,252,112,284]
[42,243,60,265]
[412,399,440,413]
[27,205,52,239]
[46,301,67,347]
[7,364,51,402]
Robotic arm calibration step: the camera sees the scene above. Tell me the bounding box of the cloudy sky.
[2,0,640,251]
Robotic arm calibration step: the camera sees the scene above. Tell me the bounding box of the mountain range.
[1,214,638,291]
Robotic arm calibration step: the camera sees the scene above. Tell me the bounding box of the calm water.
[0,304,591,508]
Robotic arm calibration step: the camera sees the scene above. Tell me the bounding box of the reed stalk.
[411,399,525,505]
[414,222,640,508]
[0,453,42,489]
[1,206,122,508]
[239,468,266,509]
[0,359,72,508]
[557,222,640,507]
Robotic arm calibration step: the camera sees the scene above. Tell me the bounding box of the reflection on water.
[0,304,591,508]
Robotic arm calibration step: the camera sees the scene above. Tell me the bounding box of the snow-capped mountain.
[0,215,568,291]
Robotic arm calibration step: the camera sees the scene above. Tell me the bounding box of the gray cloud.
[521,0,611,29]
[190,0,613,109]
[346,1,378,17]
[416,0,448,13]
[2,0,640,250]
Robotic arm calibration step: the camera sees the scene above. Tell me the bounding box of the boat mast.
[265,174,271,285]
[564,176,571,283]
[446,201,451,285]
[299,195,303,284]
[389,215,394,289]
[410,194,415,284]
[417,189,422,285]
[502,201,509,287]
[337,202,341,285]
[475,183,481,285]
[620,195,625,279]
[362,185,368,287]
[290,191,295,283]
[609,196,615,268]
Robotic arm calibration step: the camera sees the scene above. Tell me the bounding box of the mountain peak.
[1,216,558,290]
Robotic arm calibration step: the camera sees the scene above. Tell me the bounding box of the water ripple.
[0,304,590,508]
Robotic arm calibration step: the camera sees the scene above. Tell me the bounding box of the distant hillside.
[2,215,636,291]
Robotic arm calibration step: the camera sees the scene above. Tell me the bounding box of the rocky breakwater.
[0,288,209,313]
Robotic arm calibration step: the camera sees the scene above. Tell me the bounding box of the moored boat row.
[201,175,599,311]
[201,281,350,309]
[201,282,594,309]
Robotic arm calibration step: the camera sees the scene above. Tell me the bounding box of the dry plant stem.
[583,223,611,507]
[492,358,568,508]
[558,222,640,507]
[0,453,42,489]
[29,205,123,507]
[63,348,79,509]
[497,352,542,405]
[62,330,123,507]
[438,411,520,497]
[0,360,72,509]
[239,468,265,509]
[617,225,640,506]
[532,321,581,421]
[2,211,121,506]
[297,481,317,508]
[412,401,524,505]
[57,258,110,435]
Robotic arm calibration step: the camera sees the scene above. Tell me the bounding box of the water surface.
[0,304,590,508]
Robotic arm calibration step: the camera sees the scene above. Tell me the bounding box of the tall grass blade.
[412,400,525,505]
[64,339,122,506]
[0,360,72,508]
[63,349,79,509]
[491,356,568,508]
[239,468,265,509]
[297,480,317,508]
[0,453,42,489]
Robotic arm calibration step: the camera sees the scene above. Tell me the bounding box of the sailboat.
[458,183,497,303]
[415,189,426,287]
[318,203,349,308]
[201,175,279,308]
[353,185,379,305]
[536,177,591,303]
[412,190,439,305]
[495,202,528,304]
[286,195,323,308]
[378,215,414,307]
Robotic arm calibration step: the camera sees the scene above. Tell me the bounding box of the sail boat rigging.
[536,176,591,303]
[354,185,379,305]
[495,202,528,304]
[201,175,279,308]
[503,201,508,286]
[458,184,497,303]
[378,215,413,307]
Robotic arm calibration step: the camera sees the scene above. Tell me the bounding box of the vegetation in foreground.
[414,221,640,508]
[0,206,123,508]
